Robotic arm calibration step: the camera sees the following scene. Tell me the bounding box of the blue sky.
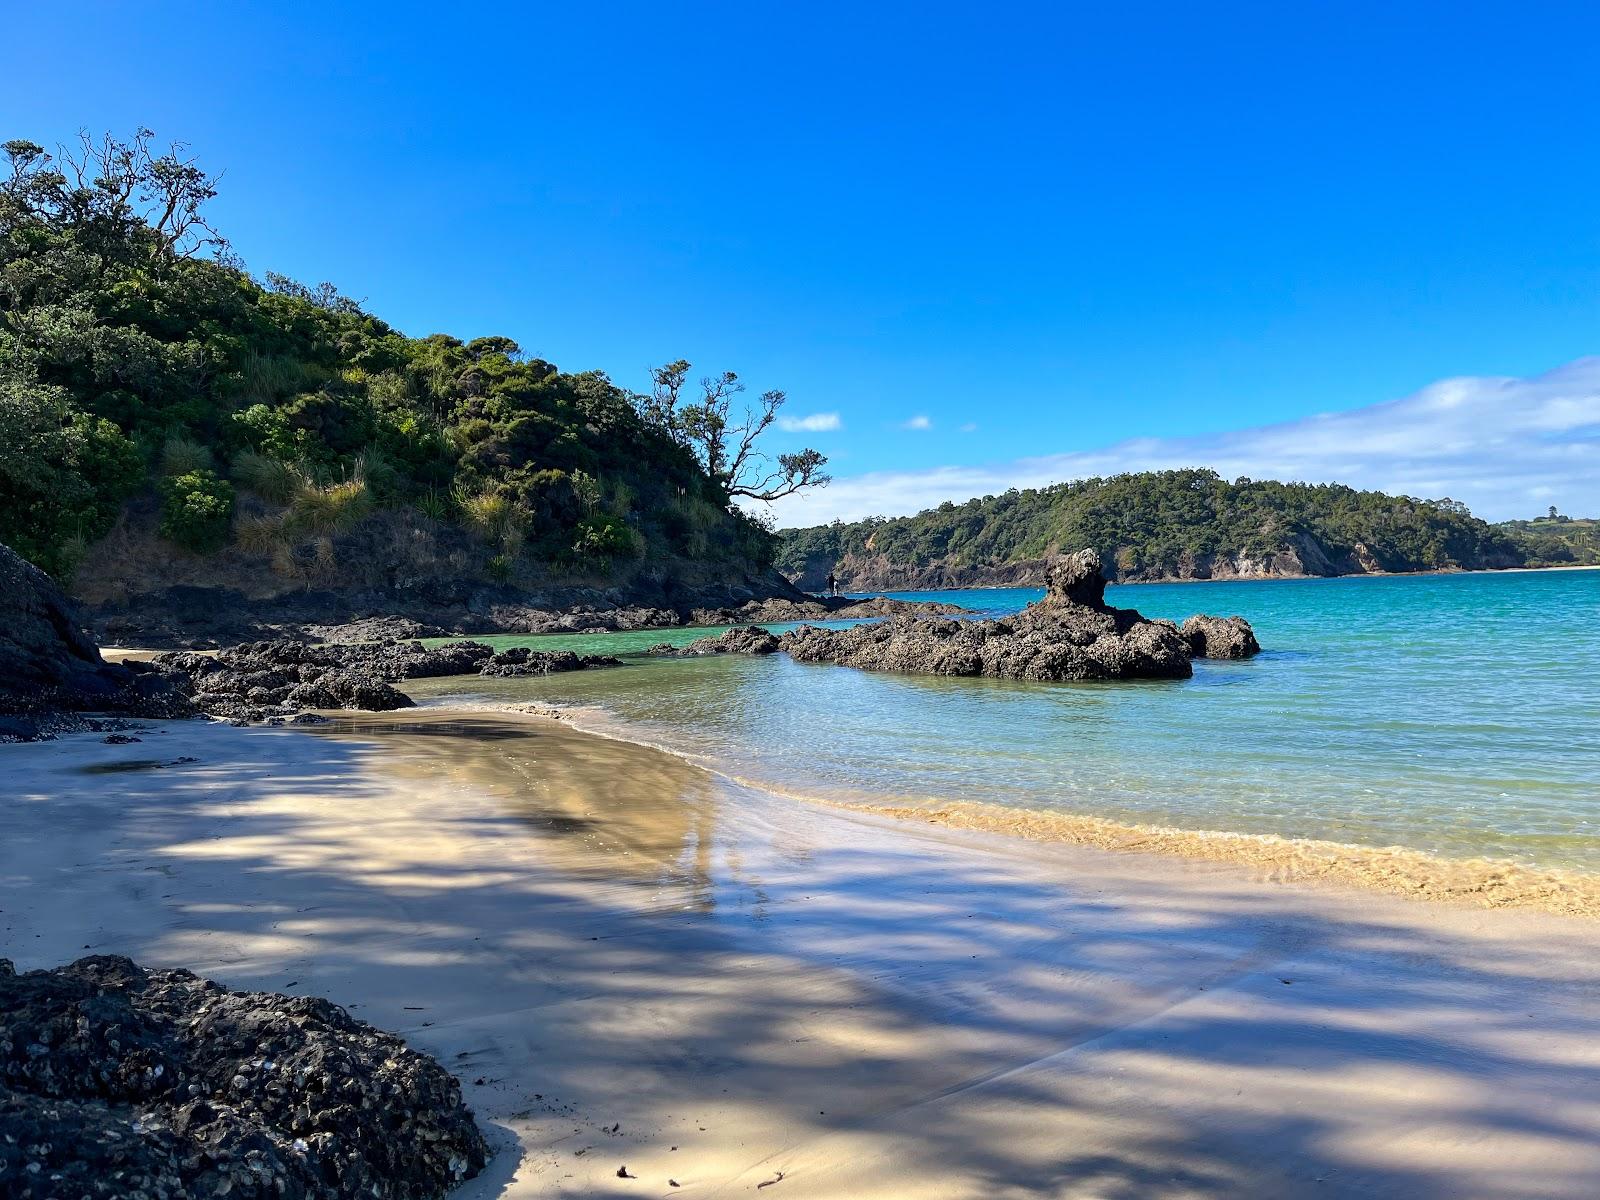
[5,2,1597,522]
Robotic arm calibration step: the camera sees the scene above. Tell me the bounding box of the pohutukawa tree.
[4,128,225,264]
[637,360,830,503]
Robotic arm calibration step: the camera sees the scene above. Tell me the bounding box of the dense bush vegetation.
[0,131,822,582]
[778,469,1532,581]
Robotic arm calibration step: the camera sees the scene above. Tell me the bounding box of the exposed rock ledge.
[648,626,783,657]
[145,639,623,724]
[0,955,487,1200]
[777,551,1260,682]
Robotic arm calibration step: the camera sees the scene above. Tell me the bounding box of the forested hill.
[0,132,823,609]
[776,470,1544,589]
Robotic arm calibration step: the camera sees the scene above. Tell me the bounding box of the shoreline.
[836,560,1600,595]
[440,696,1600,921]
[7,711,1600,1198]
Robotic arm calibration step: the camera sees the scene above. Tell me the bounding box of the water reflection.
[308,712,724,910]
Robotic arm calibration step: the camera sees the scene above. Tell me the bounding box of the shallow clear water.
[414,569,1600,872]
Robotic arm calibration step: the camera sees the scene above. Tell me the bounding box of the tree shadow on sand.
[10,717,1599,1199]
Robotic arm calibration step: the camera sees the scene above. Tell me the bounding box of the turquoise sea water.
[415,569,1600,872]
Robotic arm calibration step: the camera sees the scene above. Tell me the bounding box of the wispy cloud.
[959,421,978,433]
[901,414,933,430]
[777,411,842,433]
[766,357,1600,527]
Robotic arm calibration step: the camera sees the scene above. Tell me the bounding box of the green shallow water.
[410,569,1600,872]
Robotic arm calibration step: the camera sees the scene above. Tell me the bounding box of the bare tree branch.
[634,361,830,503]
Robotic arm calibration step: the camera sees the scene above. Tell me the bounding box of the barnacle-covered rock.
[1179,613,1262,659]
[478,647,623,677]
[648,626,782,657]
[0,955,488,1200]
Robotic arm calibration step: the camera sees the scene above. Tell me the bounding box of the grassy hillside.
[1495,515,1600,566]
[777,469,1528,587]
[0,132,795,595]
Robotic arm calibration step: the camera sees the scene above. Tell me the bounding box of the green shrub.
[572,513,637,562]
[159,469,235,553]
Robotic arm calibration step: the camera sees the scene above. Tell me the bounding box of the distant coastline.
[819,558,1600,595]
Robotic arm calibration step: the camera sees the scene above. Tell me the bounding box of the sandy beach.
[6,711,1600,1199]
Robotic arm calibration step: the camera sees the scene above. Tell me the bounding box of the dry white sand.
[5,712,1599,1199]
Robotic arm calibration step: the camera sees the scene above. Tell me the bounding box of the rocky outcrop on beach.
[0,543,191,741]
[308,615,453,644]
[478,647,624,676]
[146,641,418,723]
[0,954,487,1200]
[780,550,1256,682]
[145,637,627,721]
[1179,614,1262,660]
[648,626,783,657]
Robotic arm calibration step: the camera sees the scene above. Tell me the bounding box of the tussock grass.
[160,435,214,477]
[288,475,373,536]
[233,450,305,503]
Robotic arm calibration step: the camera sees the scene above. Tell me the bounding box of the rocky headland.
[0,955,487,1200]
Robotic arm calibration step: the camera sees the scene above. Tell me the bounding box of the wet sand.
[6,713,1600,1198]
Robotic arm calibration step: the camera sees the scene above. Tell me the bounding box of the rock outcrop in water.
[478,647,624,676]
[0,955,487,1200]
[780,550,1257,682]
[1179,614,1262,660]
[648,626,783,657]
[0,543,191,741]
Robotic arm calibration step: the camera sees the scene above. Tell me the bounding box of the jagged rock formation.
[147,642,418,723]
[780,550,1256,682]
[478,647,623,676]
[648,626,783,657]
[0,955,487,1200]
[1180,614,1262,660]
[145,638,627,722]
[0,543,191,741]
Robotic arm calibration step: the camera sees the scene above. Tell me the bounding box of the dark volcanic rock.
[0,543,191,741]
[648,626,782,657]
[780,550,1195,682]
[145,638,518,723]
[147,641,418,723]
[0,955,487,1200]
[309,616,451,644]
[478,647,623,677]
[1180,614,1262,659]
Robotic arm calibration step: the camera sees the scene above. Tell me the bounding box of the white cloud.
[959,421,978,433]
[765,357,1600,527]
[777,411,842,433]
[901,414,933,430]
